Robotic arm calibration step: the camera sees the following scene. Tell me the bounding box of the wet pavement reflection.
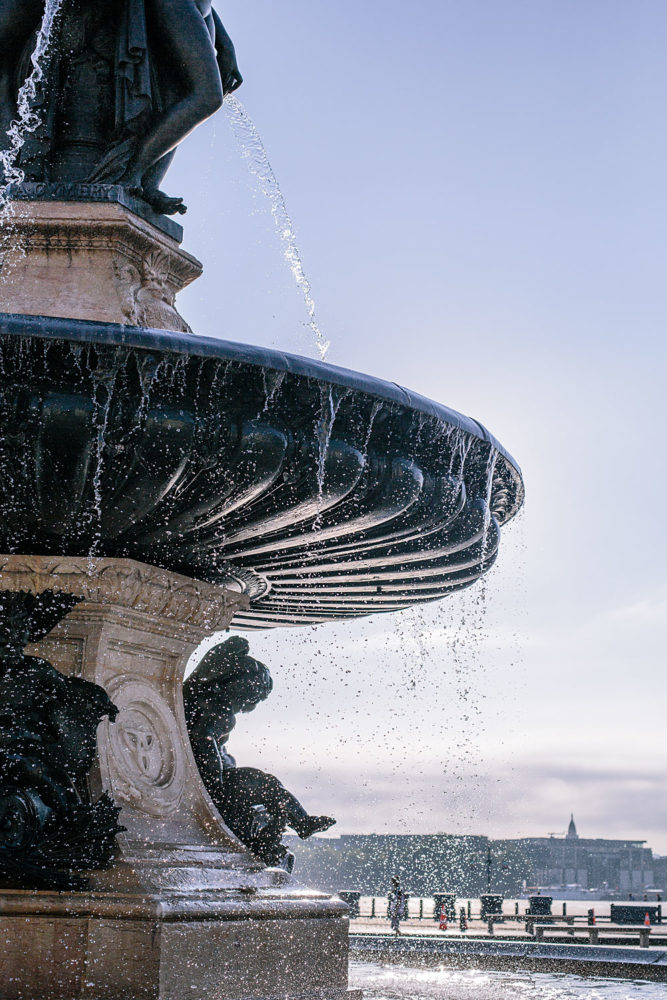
[350,960,665,999]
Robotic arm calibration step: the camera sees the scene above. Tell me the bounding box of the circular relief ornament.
[106,680,185,817]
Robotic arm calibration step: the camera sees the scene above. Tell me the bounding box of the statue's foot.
[140,186,187,216]
[297,815,336,839]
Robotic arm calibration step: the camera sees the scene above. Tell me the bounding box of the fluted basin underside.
[0,314,523,629]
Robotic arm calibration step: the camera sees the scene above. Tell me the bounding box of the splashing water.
[224,94,330,362]
[0,0,63,218]
[315,384,347,522]
[480,445,498,571]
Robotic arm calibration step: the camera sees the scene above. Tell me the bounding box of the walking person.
[388,875,407,936]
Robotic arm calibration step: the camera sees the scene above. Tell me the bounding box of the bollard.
[588,908,595,926]
[371,897,376,918]
[562,902,567,917]
[467,900,472,919]
[487,918,494,936]
[515,901,519,918]
[419,898,423,920]
[459,907,468,932]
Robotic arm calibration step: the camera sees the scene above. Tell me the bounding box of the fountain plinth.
[0,4,522,999]
[0,190,200,332]
[0,556,353,1000]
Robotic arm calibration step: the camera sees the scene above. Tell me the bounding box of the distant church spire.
[566,813,578,839]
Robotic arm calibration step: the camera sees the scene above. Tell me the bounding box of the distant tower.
[566,813,579,840]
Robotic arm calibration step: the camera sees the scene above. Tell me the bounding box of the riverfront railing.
[346,896,664,948]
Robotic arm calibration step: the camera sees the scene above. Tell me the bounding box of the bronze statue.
[0,591,123,888]
[184,637,335,870]
[0,0,242,213]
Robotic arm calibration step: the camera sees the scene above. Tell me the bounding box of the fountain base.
[0,888,355,1000]
[0,557,356,1000]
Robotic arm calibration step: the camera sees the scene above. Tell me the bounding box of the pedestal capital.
[0,554,247,632]
[0,199,202,332]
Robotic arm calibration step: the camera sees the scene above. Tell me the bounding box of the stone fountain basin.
[0,313,523,628]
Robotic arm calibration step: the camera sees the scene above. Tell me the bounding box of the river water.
[350,961,665,999]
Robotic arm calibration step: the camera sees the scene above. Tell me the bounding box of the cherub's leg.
[241,771,336,840]
[121,0,222,188]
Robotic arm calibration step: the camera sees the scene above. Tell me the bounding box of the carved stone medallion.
[106,680,185,818]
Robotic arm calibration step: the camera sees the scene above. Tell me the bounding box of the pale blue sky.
[175,3,667,851]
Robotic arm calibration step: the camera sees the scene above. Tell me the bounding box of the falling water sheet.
[224,94,330,363]
[0,0,64,216]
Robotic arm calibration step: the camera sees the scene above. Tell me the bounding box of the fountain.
[0,5,523,1000]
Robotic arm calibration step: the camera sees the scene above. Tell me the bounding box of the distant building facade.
[496,815,655,894]
[285,832,494,896]
[287,816,657,897]
[652,855,667,892]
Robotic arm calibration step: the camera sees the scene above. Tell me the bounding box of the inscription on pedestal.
[10,182,184,241]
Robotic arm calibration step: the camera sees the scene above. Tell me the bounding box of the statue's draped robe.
[91,0,165,181]
[18,0,168,183]
[116,0,155,135]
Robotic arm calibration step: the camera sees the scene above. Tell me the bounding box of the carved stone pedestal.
[0,194,201,332]
[0,557,356,1000]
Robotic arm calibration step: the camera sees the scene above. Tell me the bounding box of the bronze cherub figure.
[184,636,334,871]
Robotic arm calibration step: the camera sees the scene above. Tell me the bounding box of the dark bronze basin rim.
[0,312,524,627]
[0,312,523,491]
